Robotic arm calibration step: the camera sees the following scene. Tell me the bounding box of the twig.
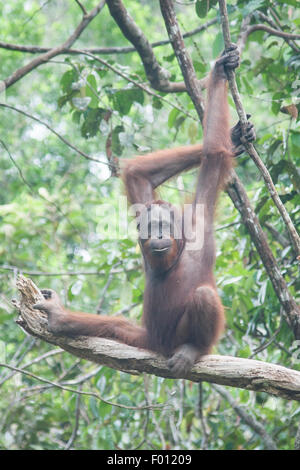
[3,1,106,90]
[64,384,82,450]
[248,317,283,359]
[143,375,165,449]
[0,139,84,237]
[0,349,62,387]
[245,24,300,41]
[0,264,132,277]
[198,383,208,449]
[264,222,290,249]
[257,11,299,53]
[0,103,110,166]
[0,362,164,411]
[213,384,278,450]
[218,0,300,259]
[96,261,122,313]
[75,0,88,16]
[22,0,52,28]
[0,19,217,56]
[0,140,35,196]
[75,50,197,119]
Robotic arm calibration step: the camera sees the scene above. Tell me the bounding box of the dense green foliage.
[0,0,299,450]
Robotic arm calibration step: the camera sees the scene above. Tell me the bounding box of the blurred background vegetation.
[0,0,299,450]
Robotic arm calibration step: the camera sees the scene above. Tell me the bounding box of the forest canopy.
[0,0,299,451]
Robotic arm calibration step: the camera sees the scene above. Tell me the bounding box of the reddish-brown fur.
[33,46,252,375]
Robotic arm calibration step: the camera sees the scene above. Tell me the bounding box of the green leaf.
[242,0,266,16]
[193,60,207,74]
[188,122,198,143]
[96,67,108,79]
[253,57,274,75]
[195,0,209,18]
[212,32,224,59]
[111,125,125,156]
[163,53,175,63]
[271,92,282,115]
[99,402,112,418]
[81,108,107,138]
[60,68,77,93]
[291,131,300,150]
[110,90,132,115]
[276,0,298,5]
[110,88,144,116]
[257,133,272,145]
[57,93,71,109]
[129,87,144,105]
[86,74,99,109]
[72,110,82,124]
[152,95,163,109]
[174,115,186,133]
[168,108,180,128]
[89,397,99,419]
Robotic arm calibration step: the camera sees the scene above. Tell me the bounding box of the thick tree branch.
[105,0,177,92]
[106,0,193,93]
[3,1,106,90]
[12,275,300,402]
[159,0,205,121]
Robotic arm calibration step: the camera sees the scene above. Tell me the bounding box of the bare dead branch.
[3,1,106,90]
[11,275,300,402]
